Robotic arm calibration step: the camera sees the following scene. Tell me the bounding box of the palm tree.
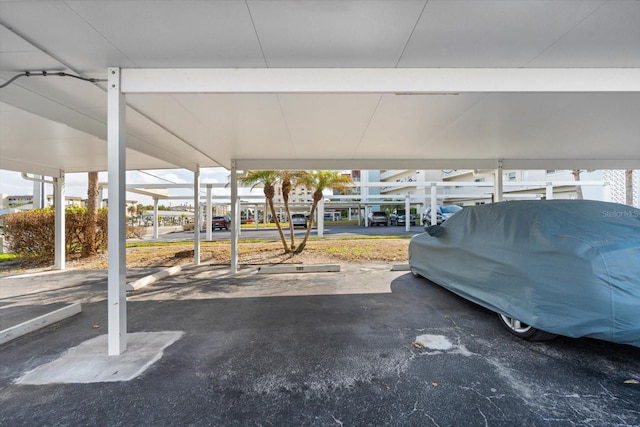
[82,171,99,257]
[295,171,353,254]
[279,170,307,252]
[240,170,290,253]
[127,204,137,225]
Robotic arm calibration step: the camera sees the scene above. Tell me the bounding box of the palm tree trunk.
[283,194,295,251]
[82,171,99,257]
[295,200,317,253]
[267,197,290,253]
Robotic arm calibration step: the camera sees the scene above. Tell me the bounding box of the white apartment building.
[0,194,84,209]
[357,169,637,222]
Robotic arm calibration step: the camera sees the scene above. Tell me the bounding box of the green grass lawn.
[0,253,18,263]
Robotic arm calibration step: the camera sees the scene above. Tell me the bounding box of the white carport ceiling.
[1,0,639,174]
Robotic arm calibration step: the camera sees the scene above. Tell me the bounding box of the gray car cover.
[408,200,640,347]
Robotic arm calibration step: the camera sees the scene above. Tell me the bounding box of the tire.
[498,314,557,341]
[410,267,421,278]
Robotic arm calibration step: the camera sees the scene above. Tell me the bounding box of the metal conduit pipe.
[21,173,55,184]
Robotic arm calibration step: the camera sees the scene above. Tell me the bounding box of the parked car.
[290,213,308,229]
[409,200,640,347]
[396,214,416,226]
[422,204,462,226]
[211,215,231,230]
[368,211,388,226]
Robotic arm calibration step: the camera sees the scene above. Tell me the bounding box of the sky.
[0,167,242,207]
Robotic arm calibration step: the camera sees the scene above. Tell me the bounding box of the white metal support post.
[206,184,212,241]
[193,168,200,265]
[153,198,159,238]
[405,194,410,232]
[430,183,438,226]
[546,182,554,200]
[254,205,259,230]
[237,200,242,237]
[494,159,504,203]
[317,199,324,237]
[263,201,267,228]
[235,197,242,238]
[107,67,127,356]
[230,161,239,274]
[603,181,612,202]
[54,174,65,270]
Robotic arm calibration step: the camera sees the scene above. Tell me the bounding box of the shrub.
[182,223,195,232]
[4,207,108,260]
[127,225,146,239]
[4,209,55,259]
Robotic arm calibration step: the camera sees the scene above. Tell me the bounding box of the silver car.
[290,213,308,229]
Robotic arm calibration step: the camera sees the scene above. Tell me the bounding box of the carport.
[1,1,639,356]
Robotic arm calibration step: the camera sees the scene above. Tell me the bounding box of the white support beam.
[107,67,127,356]
[121,68,640,94]
[33,176,44,209]
[494,159,504,203]
[193,167,200,266]
[54,174,65,270]
[430,184,438,226]
[153,198,159,239]
[205,185,212,241]
[125,183,228,189]
[317,199,324,238]
[234,158,640,172]
[236,159,498,171]
[235,191,241,237]
[230,161,239,274]
[502,159,640,170]
[405,194,410,232]
[0,158,63,179]
[254,205,259,230]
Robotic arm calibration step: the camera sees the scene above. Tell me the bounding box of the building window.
[507,172,516,181]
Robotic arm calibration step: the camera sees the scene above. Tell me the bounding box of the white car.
[422,204,462,226]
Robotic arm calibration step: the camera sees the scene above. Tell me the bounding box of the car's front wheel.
[498,314,557,341]
[410,267,421,278]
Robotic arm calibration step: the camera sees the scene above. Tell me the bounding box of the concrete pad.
[0,303,81,346]
[16,331,184,384]
[256,264,340,274]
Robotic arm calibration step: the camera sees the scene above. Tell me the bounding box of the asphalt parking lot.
[1,264,639,426]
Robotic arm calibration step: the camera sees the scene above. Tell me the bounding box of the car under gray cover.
[409,200,640,347]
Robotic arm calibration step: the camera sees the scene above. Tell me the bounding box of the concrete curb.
[257,264,340,274]
[127,265,183,291]
[391,263,410,271]
[0,303,82,345]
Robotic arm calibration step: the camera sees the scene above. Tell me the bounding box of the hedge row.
[4,207,108,259]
